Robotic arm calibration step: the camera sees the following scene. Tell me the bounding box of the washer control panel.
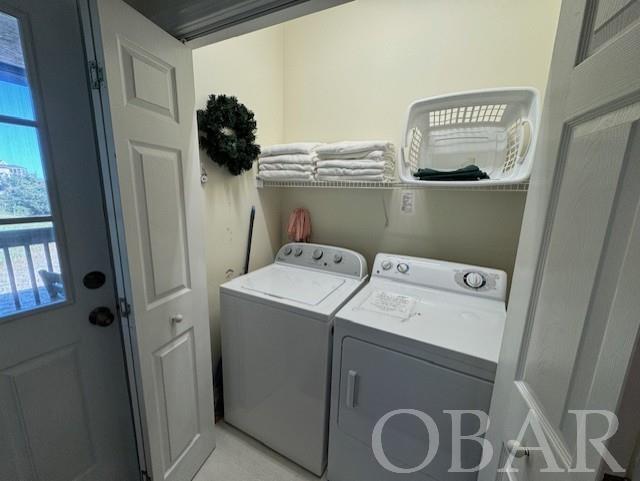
[276,243,367,278]
[372,253,507,302]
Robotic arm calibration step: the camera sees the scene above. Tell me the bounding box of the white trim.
[78,0,149,477]
[185,0,352,47]
[0,113,38,127]
[514,381,573,468]
[0,216,52,225]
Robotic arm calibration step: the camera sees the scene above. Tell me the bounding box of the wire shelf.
[256,178,529,191]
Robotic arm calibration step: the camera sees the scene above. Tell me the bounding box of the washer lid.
[241,264,346,306]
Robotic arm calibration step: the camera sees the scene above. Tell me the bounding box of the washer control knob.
[464,271,486,289]
[294,247,303,257]
[333,253,343,264]
[397,263,410,274]
[381,260,393,271]
[283,246,292,256]
[312,248,324,260]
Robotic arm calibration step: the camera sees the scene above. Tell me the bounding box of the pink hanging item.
[287,208,312,242]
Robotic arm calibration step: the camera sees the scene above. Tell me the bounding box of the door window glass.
[0,12,65,317]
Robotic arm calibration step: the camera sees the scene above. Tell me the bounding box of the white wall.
[193,25,284,367]
[281,188,526,279]
[279,0,561,277]
[283,0,561,142]
[193,0,561,364]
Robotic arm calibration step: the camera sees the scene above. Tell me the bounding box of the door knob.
[171,314,184,323]
[89,306,115,327]
[507,440,530,458]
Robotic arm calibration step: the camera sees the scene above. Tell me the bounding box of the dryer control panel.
[372,253,507,302]
[276,243,367,279]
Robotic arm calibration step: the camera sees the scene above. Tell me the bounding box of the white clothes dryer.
[328,253,507,481]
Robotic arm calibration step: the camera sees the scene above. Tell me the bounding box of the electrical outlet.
[400,190,415,215]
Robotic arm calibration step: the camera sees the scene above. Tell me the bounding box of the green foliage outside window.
[0,173,50,217]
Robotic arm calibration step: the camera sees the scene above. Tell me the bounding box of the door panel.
[0,1,138,480]
[587,0,639,54]
[95,0,216,479]
[154,329,200,466]
[119,38,179,121]
[339,337,493,481]
[130,141,190,304]
[593,0,633,30]
[509,107,640,481]
[521,114,633,424]
[1,346,95,481]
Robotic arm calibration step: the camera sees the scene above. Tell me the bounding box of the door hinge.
[118,297,131,317]
[88,60,105,90]
[141,470,152,481]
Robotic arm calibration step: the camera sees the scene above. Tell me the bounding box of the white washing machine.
[220,242,367,476]
[328,253,507,481]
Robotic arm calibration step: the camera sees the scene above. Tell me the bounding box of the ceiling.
[123,0,348,44]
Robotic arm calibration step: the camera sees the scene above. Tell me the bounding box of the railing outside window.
[0,222,62,315]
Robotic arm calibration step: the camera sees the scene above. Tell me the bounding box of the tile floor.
[193,421,326,481]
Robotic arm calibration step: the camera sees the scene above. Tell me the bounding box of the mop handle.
[244,206,256,274]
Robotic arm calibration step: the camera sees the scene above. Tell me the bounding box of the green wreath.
[197,94,261,176]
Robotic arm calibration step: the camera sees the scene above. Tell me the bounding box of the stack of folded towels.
[314,141,395,182]
[258,143,320,180]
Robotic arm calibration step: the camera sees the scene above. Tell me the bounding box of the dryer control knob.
[397,263,410,274]
[464,271,486,289]
[312,248,324,260]
[333,253,343,264]
[381,260,393,270]
[283,246,292,256]
[294,247,303,257]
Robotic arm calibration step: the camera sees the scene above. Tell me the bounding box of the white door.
[93,0,216,480]
[0,1,139,480]
[481,0,640,480]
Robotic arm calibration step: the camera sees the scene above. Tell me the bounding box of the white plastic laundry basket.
[399,88,540,186]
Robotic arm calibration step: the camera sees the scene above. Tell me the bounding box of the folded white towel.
[316,174,386,182]
[261,143,321,157]
[316,141,394,157]
[316,160,386,169]
[316,149,393,160]
[259,170,313,180]
[259,163,314,172]
[259,154,316,164]
[316,167,385,176]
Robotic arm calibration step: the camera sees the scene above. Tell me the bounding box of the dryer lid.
[241,264,346,306]
[335,280,506,375]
